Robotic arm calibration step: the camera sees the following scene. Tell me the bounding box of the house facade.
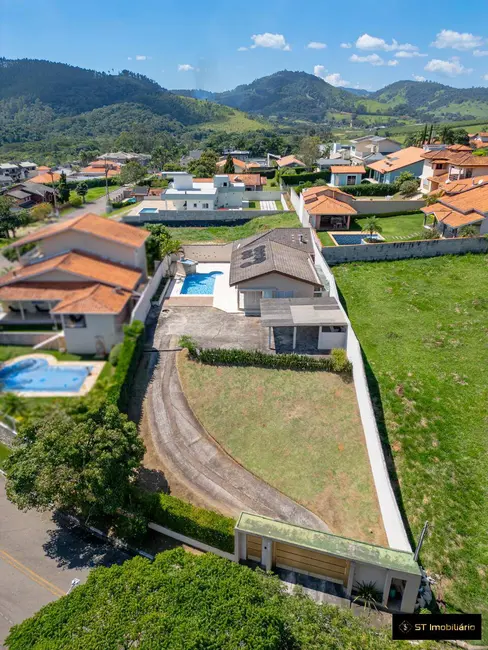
[161,172,245,210]
[216,158,248,173]
[419,145,488,194]
[301,186,357,231]
[0,162,38,186]
[276,155,306,169]
[349,136,402,165]
[3,182,57,208]
[421,182,488,238]
[330,165,365,187]
[367,147,424,184]
[0,213,149,355]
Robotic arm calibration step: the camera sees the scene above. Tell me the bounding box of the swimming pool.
[180,272,223,295]
[139,207,159,214]
[332,233,383,246]
[0,357,92,393]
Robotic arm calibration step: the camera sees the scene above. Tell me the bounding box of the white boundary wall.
[130,255,173,324]
[312,230,411,552]
[148,522,236,561]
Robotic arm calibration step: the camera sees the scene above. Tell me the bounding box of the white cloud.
[307,41,327,49]
[474,49,488,57]
[350,53,386,66]
[431,29,484,51]
[178,64,195,72]
[483,74,488,81]
[340,42,352,49]
[313,66,349,87]
[127,57,132,61]
[250,33,291,51]
[412,74,426,81]
[395,50,428,58]
[237,46,248,51]
[424,57,473,77]
[135,55,149,61]
[387,59,399,66]
[355,33,418,52]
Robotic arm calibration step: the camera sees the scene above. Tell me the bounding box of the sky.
[1,0,488,92]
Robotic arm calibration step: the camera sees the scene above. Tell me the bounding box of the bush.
[281,170,331,186]
[399,179,420,197]
[109,342,123,367]
[132,489,235,553]
[69,193,83,207]
[340,183,393,196]
[183,345,352,374]
[107,321,145,411]
[112,509,149,543]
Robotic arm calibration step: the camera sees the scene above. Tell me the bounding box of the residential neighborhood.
[0,12,487,648]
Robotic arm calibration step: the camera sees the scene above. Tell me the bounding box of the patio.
[165,262,238,312]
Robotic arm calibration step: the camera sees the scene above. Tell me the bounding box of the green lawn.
[333,255,488,635]
[60,186,121,216]
[0,442,11,468]
[168,212,301,244]
[177,352,386,545]
[317,213,425,247]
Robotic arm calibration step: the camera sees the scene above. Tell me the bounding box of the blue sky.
[1,0,488,92]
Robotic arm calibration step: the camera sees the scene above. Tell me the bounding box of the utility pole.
[414,521,429,562]
[49,168,59,218]
[104,156,112,213]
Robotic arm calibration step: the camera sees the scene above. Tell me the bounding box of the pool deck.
[0,354,105,397]
[165,263,238,313]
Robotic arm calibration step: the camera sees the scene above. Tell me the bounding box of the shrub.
[281,170,331,186]
[399,179,420,197]
[109,342,123,367]
[112,509,149,543]
[111,201,124,209]
[330,348,351,373]
[69,193,83,208]
[132,489,236,553]
[107,321,145,411]
[185,346,352,375]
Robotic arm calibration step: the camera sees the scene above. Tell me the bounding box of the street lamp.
[66,578,81,595]
[104,156,112,213]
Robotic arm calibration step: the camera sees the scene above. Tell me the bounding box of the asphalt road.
[0,475,131,647]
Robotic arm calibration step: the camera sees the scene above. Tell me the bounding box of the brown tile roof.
[246,162,261,168]
[421,147,488,167]
[36,166,50,171]
[216,158,247,168]
[302,185,353,201]
[421,203,483,228]
[368,147,424,174]
[471,132,488,138]
[51,284,132,314]
[30,172,60,184]
[330,165,366,174]
[0,281,93,302]
[233,228,314,255]
[0,251,142,291]
[276,155,306,168]
[306,195,357,216]
[422,182,488,227]
[10,212,149,250]
[228,173,264,186]
[436,175,488,195]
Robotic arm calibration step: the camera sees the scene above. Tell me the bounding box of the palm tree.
[361,216,383,242]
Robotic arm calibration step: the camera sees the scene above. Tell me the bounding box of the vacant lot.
[318,213,424,246]
[334,254,488,627]
[168,212,300,243]
[177,353,386,545]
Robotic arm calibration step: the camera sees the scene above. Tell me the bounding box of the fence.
[130,255,174,324]
[122,209,287,226]
[323,235,488,265]
[289,187,310,226]
[312,231,411,552]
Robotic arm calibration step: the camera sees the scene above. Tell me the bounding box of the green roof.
[236,513,421,576]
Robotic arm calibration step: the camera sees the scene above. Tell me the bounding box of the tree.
[393,171,415,190]
[399,179,420,197]
[119,160,147,185]
[361,216,383,242]
[0,393,28,420]
[6,549,408,650]
[76,181,88,203]
[69,193,83,208]
[187,150,218,178]
[437,126,456,145]
[298,135,321,167]
[223,154,235,174]
[30,202,52,221]
[145,224,181,272]
[459,225,479,237]
[4,404,144,521]
[57,171,70,203]
[0,197,25,238]
[454,129,470,146]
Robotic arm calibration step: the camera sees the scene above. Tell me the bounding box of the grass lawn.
[60,186,122,216]
[168,212,301,244]
[0,442,10,468]
[333,254,488,633]
[317,213,425,247]
[177,352,386,545]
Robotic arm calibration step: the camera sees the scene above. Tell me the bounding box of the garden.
[318,212,425,246]
[333,254,488,634]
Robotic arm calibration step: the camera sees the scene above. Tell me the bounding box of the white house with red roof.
[0,213,149,355]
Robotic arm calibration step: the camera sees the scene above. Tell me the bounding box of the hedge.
[339,183,393,196]
[131,489,236,553]
[43,177,121,190]
[183,343,352,374]
[281,170,331,186]
[107,320,145,412]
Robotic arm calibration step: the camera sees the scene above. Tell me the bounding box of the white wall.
[354,563,387,591]
[63,314,123,355]
[244,190,283,200]
[130,255,172,324]
[318,329,347,349]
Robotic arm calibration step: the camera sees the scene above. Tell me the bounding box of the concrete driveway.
[0,475,130,645]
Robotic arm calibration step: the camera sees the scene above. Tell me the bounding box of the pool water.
[139,207,159,214]
[333,233,382,245]
[0,357,91,393]
[181,272,223,295]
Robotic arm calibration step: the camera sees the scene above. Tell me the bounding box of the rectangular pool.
[332,233,382,246]
[181,272,223,295]
[139,208,159,214]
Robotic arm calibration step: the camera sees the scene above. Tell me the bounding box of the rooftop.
[236,512,420,575]
[260,296,347,328]
[29,172,61,184]
[330,165,366,175]
[421,147,488,167]
[277,155,306,168]
[367,147,424,174]
[51,283,132,315]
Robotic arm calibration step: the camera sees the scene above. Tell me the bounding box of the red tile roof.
[51,284,132,314]
[330,165,366,175]
[368,147,424,174]
[276,155,306,168]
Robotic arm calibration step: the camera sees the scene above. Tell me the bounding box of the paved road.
[80,186,126,216]
[0,475,130,646]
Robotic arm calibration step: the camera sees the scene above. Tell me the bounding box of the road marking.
[0,550,65,598]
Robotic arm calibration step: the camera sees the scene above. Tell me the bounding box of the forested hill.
[0,58,232,126]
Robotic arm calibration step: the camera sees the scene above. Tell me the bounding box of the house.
[180,149,203,166]
[301,186,357,230]
[100,151,151,165]
[3,182,57,208]
[419,145,488,194]
[235,512,421,613]
[276,155,306,169]
[18,162,37,178]
[330,165,365,187]
[228,173,265,191]
[349,136,402,165]
[0,213,149,354]
[421,182,488,238]
[469,132,488,149]
[216,158,248,173]
[80,160,121,177]
[131,186,150,201]
[229,228,323,315]
[316,157,350,170]
[29,171,61,184]
[367,147,424,184]
[0,163,24,186]
[222,150,250,161]
[161,172,245,210]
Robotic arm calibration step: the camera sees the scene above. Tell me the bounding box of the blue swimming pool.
[139,207,159,214]
[181,272,223,295]
[332,233,382,246]
[0,357,91,393]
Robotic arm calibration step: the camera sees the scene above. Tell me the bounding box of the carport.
[260,297,348,354]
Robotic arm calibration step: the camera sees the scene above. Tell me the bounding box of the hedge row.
[185,344,352,374]
[281,170,331,186]
[340,183,393,196]
[107,320,145,412]
[132,489,236,553]
[44,177,121,190]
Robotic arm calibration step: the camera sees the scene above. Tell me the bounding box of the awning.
[260,297,347,328]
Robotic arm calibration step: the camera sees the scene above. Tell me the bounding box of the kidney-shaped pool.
[0,357,92,393]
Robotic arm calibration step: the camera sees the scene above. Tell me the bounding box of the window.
[275,290,294,298]
[65,314,86,328]
[346,175,356,185]
[193,203,197,208]
[223,182,228,187]
[203,203,209,208]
